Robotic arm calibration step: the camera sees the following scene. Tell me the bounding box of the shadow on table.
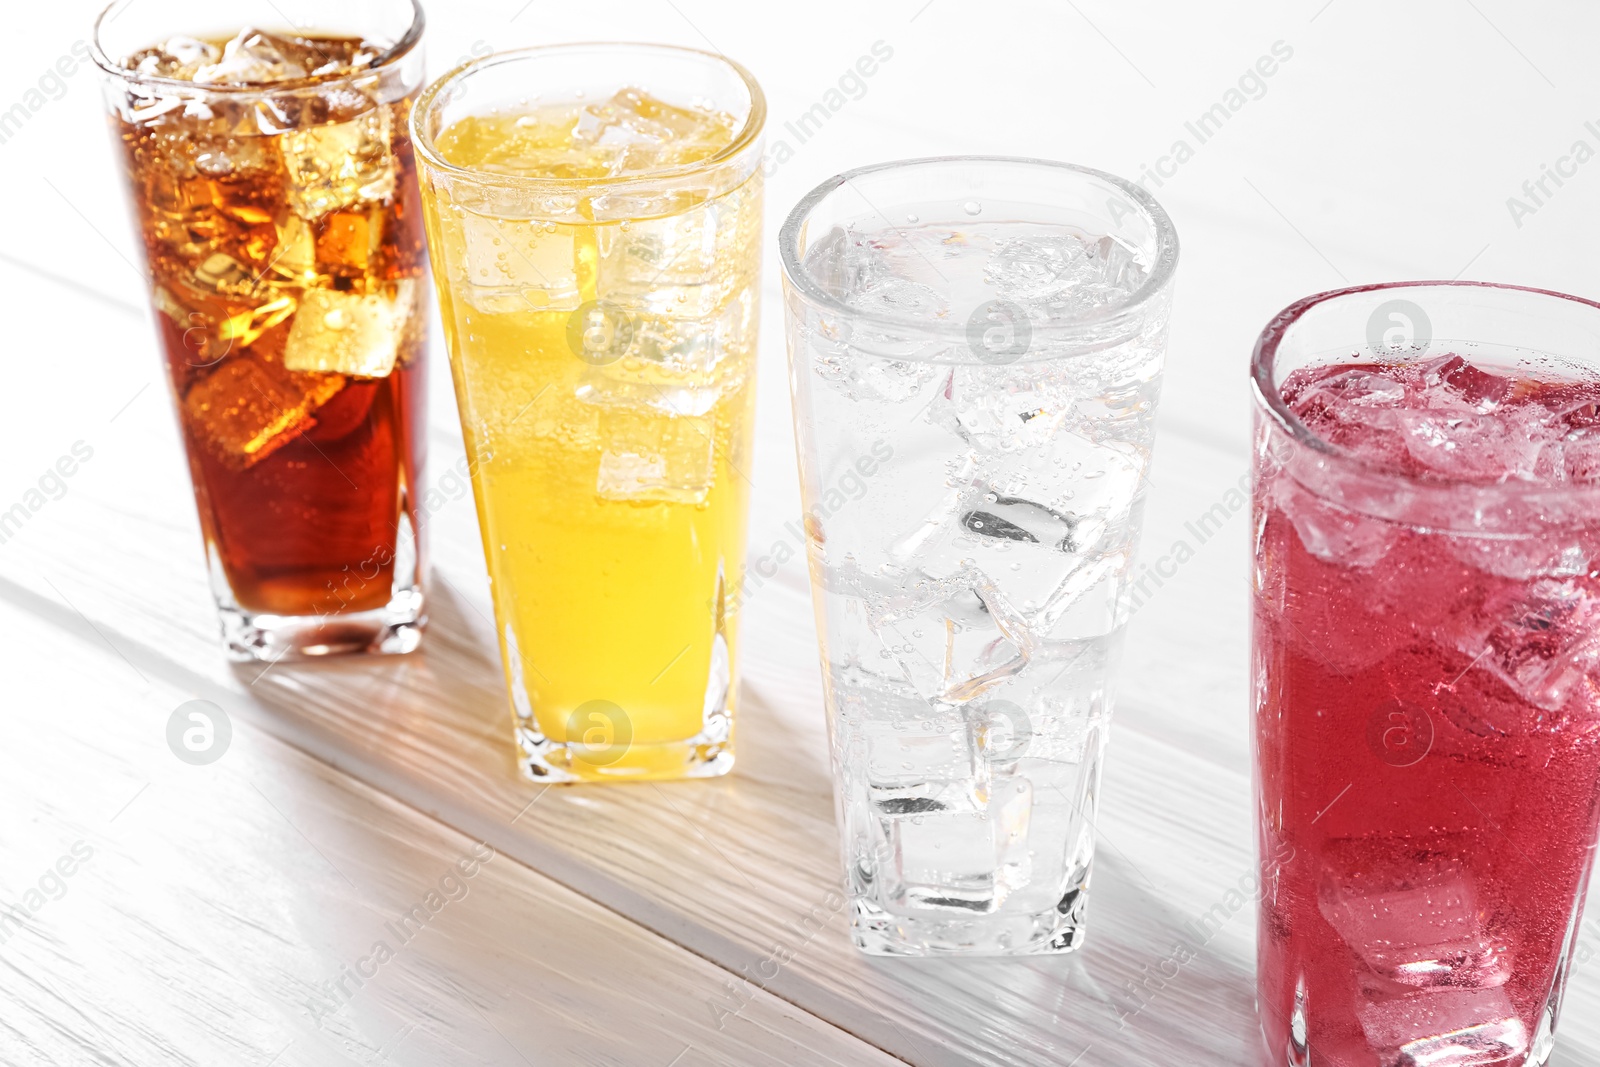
[227,576,516,762]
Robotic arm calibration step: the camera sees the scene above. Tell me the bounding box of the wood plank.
[0,596,903,1067]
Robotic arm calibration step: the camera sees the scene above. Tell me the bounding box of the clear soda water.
[787,208,1171,954]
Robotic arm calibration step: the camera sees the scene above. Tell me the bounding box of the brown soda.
[111,32,427,619]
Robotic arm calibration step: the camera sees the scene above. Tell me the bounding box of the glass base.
[848,880,1092,957]
[515,719,734,783]
[220,589,426,663]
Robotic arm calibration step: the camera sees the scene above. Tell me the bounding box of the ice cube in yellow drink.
[420,88,762,780]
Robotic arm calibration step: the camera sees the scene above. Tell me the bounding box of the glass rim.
[777,155,1181,344]
[1251,279,1600,493]
[89,0,426,93]
[410,42,767,191]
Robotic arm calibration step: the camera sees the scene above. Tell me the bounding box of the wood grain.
[0,596,903,1067]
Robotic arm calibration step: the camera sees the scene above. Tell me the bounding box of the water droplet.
[323,308,351,331]
[963,200,982,216]
[906,213,920,224]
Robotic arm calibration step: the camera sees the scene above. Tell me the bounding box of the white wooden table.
[5,1,1600,1064]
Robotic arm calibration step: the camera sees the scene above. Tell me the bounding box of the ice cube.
[1358,989,1527,1067]
[881,806,1004,914]
[1443,534,1587,583]
[884,463,1121,638]
[1276,476,1394,569]
[268,215,318,282]
[1398,410,1546,482]
[1424,355,1512,414]
[282,283,413,378]
[192,29,314,85]
[455,213,581,314]
[280,104,395,220]
[158,261,300,359]
[841,223,963,295]
[630,295,750,377]
[1442,576,1600,710]
[875,771,1036,915]
[575,295,754,417]
[186,28,375,86]
[848,276,949,321]
[961,495,1075,550]
[573,89,737,174]
[595,406,715,504]
[864,714,973,791]
[131,36,222,80]
[1320,862,1511,990]
[1561,435,1600,483]
[930,363,1077,452]
[1025,233,1149,323]
[577,361,726,419]
[984,232,1093,301]
[183,357,344,468]
[872,570,1030,705]
[314,206,384,279]
[887,431,1142,630]
[997,789,1082,913]
[595,197,752,320]
[1293,367,1408,414]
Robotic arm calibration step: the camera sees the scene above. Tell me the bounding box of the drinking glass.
[412,45,765,782]
[1253,282,1600,1066]
[780,157,1179,955]
[92,0,429,661]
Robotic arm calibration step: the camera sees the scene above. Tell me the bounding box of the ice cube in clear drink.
[881,804,1003,914]
[872,571,1030,705]
[875,769,1036,916]
[1019,232,1149,322]
[864,713,972,791]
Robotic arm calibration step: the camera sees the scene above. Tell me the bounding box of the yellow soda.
[419,85,762,780]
